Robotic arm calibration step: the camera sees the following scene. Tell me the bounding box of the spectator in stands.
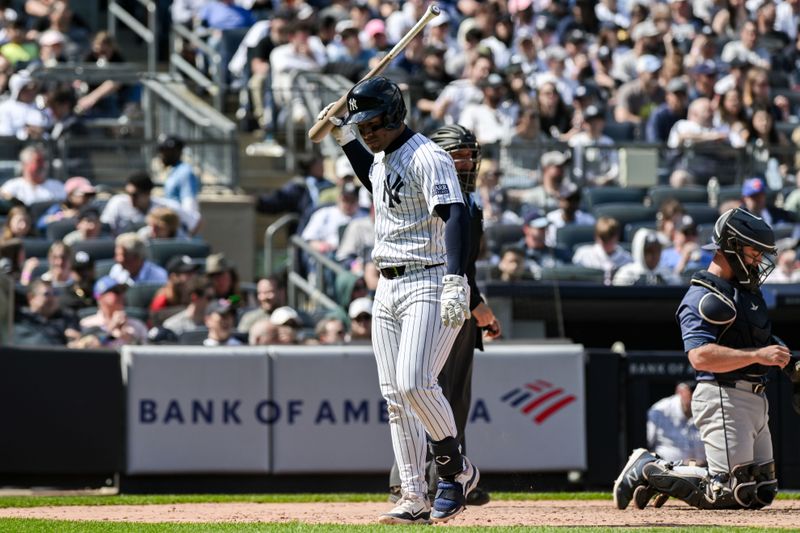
[431,52,492,126]
[517,150,570,214]
[518,213,571,270]
[667,97,731,184]
[572,216,632,284]
[35,29,66,68]
[203,298,243,346]
[2,205,36,241]
[205,252,241,302]
[458,72,517,158]
[196,0,255,32]
[765,248,800,284]
[28,240,73,289]
[76,31,125,117]
[536,81,573,139]
[101,172,199,235]
[406,45,452,131]
[544,181,595,248]
[688,60,718,101]
[613,228,679,286]
[170,0,207,26]
[742,67,788,123]
[301,182,364,256]
[0,20,37,67]
[0,238,25,282]
[36,176,95,232]
[270,20,326,126]
[568,105,619,186]
[59,249,95,311]
[745,107,790,180]
[0,146,64,206]
[62,205,101,246]
[336,204,375,275]
[720,20,770,70]
[149,254,200,314]
[474,161,520,227]
[255,154,335,232]
[269,305,301,344]
[647,382,706,464]
[108,232,168,285]
[612,19,661,84]
[740,176,793,226]
[655,198,686,246]
[614,54,664,125]
[162,275,214,336]
[248,317,279,345]
[314,316,347,345]
[77,274,148,347]
[157,134,201,219]
[348,296,372,343]
[237,275,284,334]
[659,215,713,276]
[492,245,535,281]
[327,20,374,75]
[646,78,688,143]
[36,1,91,62]
[136,206,185,242]
[712,87,747,147]
[12,279,79,346]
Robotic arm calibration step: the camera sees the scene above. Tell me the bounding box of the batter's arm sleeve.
[435,202,470,276]
[342,141,374,193]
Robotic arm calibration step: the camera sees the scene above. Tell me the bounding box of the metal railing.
[142,77,239,187]
[263,213,298,277]
[286,234,349,315]
[108,0,158,74]
[169,23,235,112]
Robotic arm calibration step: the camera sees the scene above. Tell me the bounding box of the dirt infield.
[0,499,798,527]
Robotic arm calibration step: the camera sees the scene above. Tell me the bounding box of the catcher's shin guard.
[642,462,739,509]
[732,461,778,509]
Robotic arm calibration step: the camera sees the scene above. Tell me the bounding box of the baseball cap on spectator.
[157,134,184,151]
[545,45,568,62]
[692,60,718,76]
[566,29,587,45]
[78,205,100,221]
[335,19,357,34]
[742,177,766,197]
[479,73,505,88]
[341,181,359,199]
[541,150,570,167]
[596,45,612,62]
[39,30,65,47]
[206,253,234,275]
[632,20,659,41]
[270,306,301,326]
[9,70,37,99]
[515,27,535,44]
[583,105,604,121]
[574,84,595,102]
[72,250,94,271]
[335,155,355,180]
[508,0,533,15]
[64,176,96,196]
[348,297,373,319]
[93,274,132,299]
[364,19,386,38]
[205,298,235,317]
[535,14,557,33]
[558,180,581,200]
[166,254,199,275]
[666,77,688,94]
[636,54,662,74]
[677,215,698,235]
[429,10,450,27]
[714,76,737,96]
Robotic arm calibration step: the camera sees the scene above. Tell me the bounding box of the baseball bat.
[308,3,442,143]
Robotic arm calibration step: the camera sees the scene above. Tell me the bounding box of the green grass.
[0,491,797,508]
[0,522,794,533]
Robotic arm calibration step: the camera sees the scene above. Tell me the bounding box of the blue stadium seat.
[556,225,596,252]
[125,283,164,309]
[484,224,524,255]
[539,265,605,283]
[45,217,78,241]
[683,204,719,225]
[593,204,657,227]
[22,238,52,259]
[146,238,211,267]
[648,185,708,208]
[73,238,117,262]
[584,186,646,209]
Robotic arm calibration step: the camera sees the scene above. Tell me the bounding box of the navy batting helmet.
[429,125,482,194]
[705,207,776,291]
[342,77,406,129]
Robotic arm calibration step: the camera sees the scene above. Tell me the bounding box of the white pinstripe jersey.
[369,132,464,269]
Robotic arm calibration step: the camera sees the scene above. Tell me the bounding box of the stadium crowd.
[3,0,800,347]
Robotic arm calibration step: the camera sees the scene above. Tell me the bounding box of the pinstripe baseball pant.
[372,264,463,497]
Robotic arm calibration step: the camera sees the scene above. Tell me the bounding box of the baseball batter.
[614,208,800,510]
[318,77,479,524]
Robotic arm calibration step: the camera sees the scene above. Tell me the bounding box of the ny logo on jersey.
[348,98,358,111]
[383,173,403,208]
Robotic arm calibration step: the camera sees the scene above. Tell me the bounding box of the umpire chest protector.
[692,270,771,379]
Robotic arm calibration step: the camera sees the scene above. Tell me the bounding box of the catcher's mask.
[429,124,482,194]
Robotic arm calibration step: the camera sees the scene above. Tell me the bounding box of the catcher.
[614,207,800,510]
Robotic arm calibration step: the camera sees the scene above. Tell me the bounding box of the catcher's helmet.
[342,77,406,129]
[429,125,482,194]
[705,207,776,291]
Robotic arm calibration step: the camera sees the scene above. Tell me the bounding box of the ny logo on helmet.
[348,98,358,112]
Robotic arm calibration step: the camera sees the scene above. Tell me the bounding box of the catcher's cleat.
[613,448,659,510]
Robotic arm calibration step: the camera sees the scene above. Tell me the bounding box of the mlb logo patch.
[434,184,450,196]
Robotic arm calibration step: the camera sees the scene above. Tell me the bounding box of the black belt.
[380,263,444,279]
[715,380,766,395]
